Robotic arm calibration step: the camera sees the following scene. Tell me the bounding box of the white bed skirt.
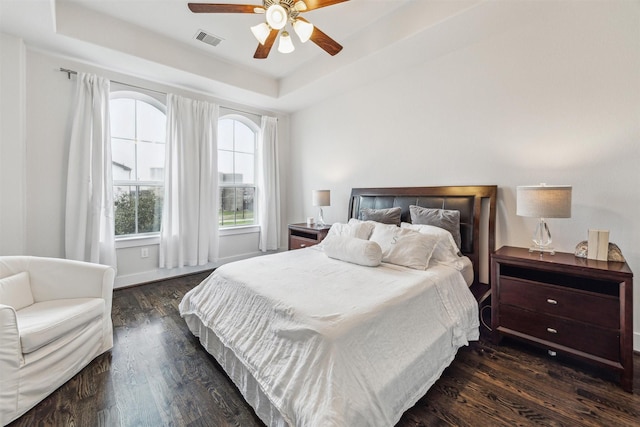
[184,313,288,427]
[184,311,471,427]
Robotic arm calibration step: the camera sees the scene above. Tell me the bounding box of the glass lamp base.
[529,246,556,255]
[530,218,554,255]
[317,207,326,227]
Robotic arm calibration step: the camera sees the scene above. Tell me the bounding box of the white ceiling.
[64,0,410,79]
[0,0,533,112]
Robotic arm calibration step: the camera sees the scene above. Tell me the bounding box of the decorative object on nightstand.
[288,223,331,250]
[574,240,626,262]
[312,189,330,226]
[587,229,609,261]
[491,246,634,392]
[516,184,572,254]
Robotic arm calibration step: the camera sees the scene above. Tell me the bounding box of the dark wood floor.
[9,272,640,427]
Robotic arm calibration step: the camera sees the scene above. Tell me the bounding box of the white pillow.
[368,222,399,251]
[0,272,34,310]
[347,218,377,239]
[369,224,437,270]
[326,219,375,240]
[401,223,464,268]
[323,235,382,267]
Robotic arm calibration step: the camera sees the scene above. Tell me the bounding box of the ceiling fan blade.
[298,17,343,56]
[254,29,279,59]
[301,0,349,11]
[188,3,259,13]
[310,27,343,56]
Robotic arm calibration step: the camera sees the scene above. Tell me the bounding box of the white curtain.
[65,72,116,268]
[257,116,281,252]
[160,94,219,268]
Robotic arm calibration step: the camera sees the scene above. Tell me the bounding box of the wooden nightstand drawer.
[499,305,620,361]
[288,223,330,250]
[289,236,317,250]
[499,277,619,329]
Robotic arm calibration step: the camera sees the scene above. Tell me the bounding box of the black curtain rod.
[58,67,267,119]
[60,67,166,96]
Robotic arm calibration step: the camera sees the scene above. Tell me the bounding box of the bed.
[180,185,497,426]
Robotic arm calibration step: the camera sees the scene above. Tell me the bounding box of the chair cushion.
[0,271,34,310]
[16,298,105,354]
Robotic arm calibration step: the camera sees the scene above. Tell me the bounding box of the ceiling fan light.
[294,1,308,12]
[278,31,295,53]
[266,4,288,30]
[293,19,313,43]
[250,22,271,45]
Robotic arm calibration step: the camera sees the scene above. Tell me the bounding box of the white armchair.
[0,256,115,426]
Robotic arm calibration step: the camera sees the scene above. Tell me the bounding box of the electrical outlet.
[140,247,149,258]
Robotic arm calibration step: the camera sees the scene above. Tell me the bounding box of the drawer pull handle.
[546,299,558,305]
[546,327,558,334]
[548,350,557,357]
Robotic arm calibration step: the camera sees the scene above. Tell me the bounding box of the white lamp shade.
[294,0,308,11]
[293,19,314,43]
[312,190,330,207]
[250,22,271,45]
[278,31,295,53]
[266,4,287,30]
[516,185,572,218]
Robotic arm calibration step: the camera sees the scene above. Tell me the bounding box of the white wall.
[1,46,290,287]
[0,34,26,255]
[289,2,640,349]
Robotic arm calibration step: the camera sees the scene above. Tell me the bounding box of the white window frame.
[110,90,166,241]
[218,112,260,230]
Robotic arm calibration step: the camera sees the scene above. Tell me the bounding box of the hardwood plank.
[8,272,639,426]
[449,358,593,426]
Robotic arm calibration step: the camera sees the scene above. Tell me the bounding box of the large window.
[218,116,258,227]
[110,92,166,237]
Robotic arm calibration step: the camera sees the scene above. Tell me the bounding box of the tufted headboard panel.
[348,186,497,286]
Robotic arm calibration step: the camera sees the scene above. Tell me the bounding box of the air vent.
[194,29,224,47]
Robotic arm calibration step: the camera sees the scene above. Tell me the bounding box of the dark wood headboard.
[348,186,497,288]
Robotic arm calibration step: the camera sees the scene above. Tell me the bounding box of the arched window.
[218,114,258,228]
[110,92,166,236]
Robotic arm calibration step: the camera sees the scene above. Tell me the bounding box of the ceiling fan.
[188,0,348,59]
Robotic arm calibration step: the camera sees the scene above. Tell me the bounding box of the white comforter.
[179,248,479,427]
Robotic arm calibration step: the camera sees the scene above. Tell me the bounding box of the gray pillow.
[409,205,461,249]
[359,207,402,226]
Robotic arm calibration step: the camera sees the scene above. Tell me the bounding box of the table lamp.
[312,190,330,226]
[516,184,572,254]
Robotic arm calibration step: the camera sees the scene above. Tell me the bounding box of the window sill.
[115,234,160,249]
[114,226,260,248]
[220,225,260,236]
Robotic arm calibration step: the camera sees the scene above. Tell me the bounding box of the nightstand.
[491,246,634,392]
[288,223,331,250]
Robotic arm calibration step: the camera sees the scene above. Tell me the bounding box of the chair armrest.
[1,257,115,303]
[0,304,20,362]
[0,304,21,425]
